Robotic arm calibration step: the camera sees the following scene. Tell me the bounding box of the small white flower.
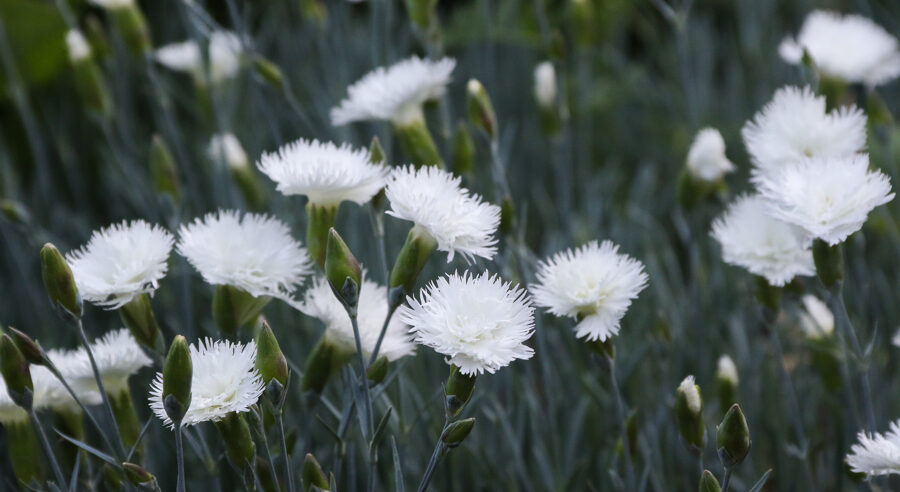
[66,30,91,63]
[716,356,739,385]
[67,219,174,309]
[847,420,900,476]
[754,154,894,245]
[155,31,242,84]
[678,375,701,414]
[741,86,866,175]
[398,271,535,376]
[177,210,312,300]
[530,240,648,342]
[780,10,900,87]
[385,166,500,263]
[86,0,134,8]
[208,133,249,170]
[799,294,834,338]
[149,339,264,428]
[710,194,815,286]
[686,128,735,182]
[55,329,152,400]
[533,61,557,109]
[257,139,388,207]
[330,56,456,126]
[298,276,416,361]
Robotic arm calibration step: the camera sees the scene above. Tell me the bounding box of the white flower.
[847,420,900,476]
[710,194,815,286]
[330,56,456,126]
[753,154,894,245]
[298,276,416,361]
[55,329,152,400]
[530,240,648,342]
[149,339,264,428]
[533,61,557,108]
[678,375,701,414]
[716,356,739,384]
[398,272,535,376]
[686,128,735,182]
[66,30,91,63]
[257,139,388,207]
[385,166,500,262]
[155,31,242,84]
[208,133,249,170]
[177,210,312,300]
[799,294,834,338]
[779,10,900,87]
[741,86,866,174]
[67,219,174,309]
[86,0,133,8]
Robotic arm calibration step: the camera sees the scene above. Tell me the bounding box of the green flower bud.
[162,335,192,425]
[366,355,389,384]
[441,418,476,448]
[570,0,596,47]
[253,55,284,91]
[388,226,437,307]
[393,119,443,168]
[256,320,289,389]
[306,203,339,269]
[699,470,721,492]
[72,58,112,116]
[301,337,353,394]
[446,365,476,417]
[675,375,704,450]
[110,4,151,55]
[123,462,159,489]
[6,327,44,366]
[119,293,162,350]
[150,135,180,201]
[111,388,142,458]
[369,135,387,165]
[214,412,256,469]
[405,0,437,29]
[1,334,33,409]
[6,421,43,483]
[717,404,751,468]
[813,240,843,289]
[715,355,739,413]
[325,228,362,310]
[212,285,271,336]
[466,79,497,140]
[302,453,330,491]
[451,121,475,175]
[0,199,31,226]
[40,243,82,320]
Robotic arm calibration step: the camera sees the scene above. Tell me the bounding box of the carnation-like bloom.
[779,10,900,87]
[686,128,734,182]
[149,339,264,428]
[177,210,312,300]
[67,219,174,309]
[257,139,388,206]
[754,154,894,245]
[533,61,557,108]
[847,420,900,476]
[298,276,416,361]
[330,56,456,126]
[55,329,152,399]
[799,294,834,338]
[716,355,739,384]
[677,375,701,414]
[385,166,500,262]
[710,194,815,286]
[398,272,535,375]
[155,31,242,84]
[741,86,866,174]
[530,241,648,342]
[66,30,91,63]
[208,133,249,170]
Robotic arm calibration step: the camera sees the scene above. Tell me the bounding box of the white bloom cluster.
[155,31,242,84]
[686,128,734,182]
[847,420,900,476]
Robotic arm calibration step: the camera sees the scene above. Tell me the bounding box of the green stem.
[828,282,876,431]
[368,302,400,366]
[607,358,635,488]
[277,412,296,492]
[416,422,448,492]
[76,319,127,458]
[175,426,186,492]
[252,407,281,492]
[721,468,732,492]
[29,408,67,486]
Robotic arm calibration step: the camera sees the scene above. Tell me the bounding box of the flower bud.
[1,334,33,409]
[446,365,476,417]
[570,0,596,47]
[388,226,437,308]
[123,462,159,488]
[699,470,721,492]
[533,62,557,110]
[6,327,43,366]
[325,228,362,310]
[120,293,162,350]
[40,243,82,320]
[256,320,289,388]
[214,412,256,469]
[212,285,271,336]
[451,121,475,176]
[441,418,476,448]
[466,79,497,140]
[253,55,284,91]
[0,199,30,226]
[812,240,843,288]
[110,3,151,55]
[150,135,180,201]
[366,355,389,385]
[393,119,443,168]
[717,404,751,468]
[675,375,704,449]
[302,453,330,491]
[162,335,192,425]
[306,203,338,269]
[5,422,42,483]
[301,337,353,394]
[715,355,738,412]
[405,0,437,29]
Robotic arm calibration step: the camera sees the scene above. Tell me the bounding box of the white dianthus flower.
[686,128,735,182]
[385,166,500,263]
[533,61,557,108]
[66,30,91,63]
[779,10,900,87]
[330,56,456,126]
[177,210,313,300]
[149,339,264,428]
[56,329,152,399]
[67,219,174,309]
[716,356,739,384]
[678,375,701,414]
[298,276,416,361]
[257,139,388,207]
[398,272,535,376]
[155,31,242,84]
[530,240,648,342]
[847,420,900,476]
[710,194,815,286]
[753,154,894,245]
[799,295,834,338]
[741,86,866,174]
[208,133,249,170]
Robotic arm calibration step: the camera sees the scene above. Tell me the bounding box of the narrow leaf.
[748,469,773,492]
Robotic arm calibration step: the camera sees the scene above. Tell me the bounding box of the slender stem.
[44,358,118,455]
[828,282,876,431]
[175,426,186,492]
[253,407,281,492]
[76,319,127,457]
[277,412,296,492]
[607,358,635,488]
[28,408,68,486]
[416,429,448,492]
[368,303,400,366]
[348,313,376,488]
[721,467,732,492]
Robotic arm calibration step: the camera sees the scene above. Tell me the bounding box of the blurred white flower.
[754,154,894,245]
[530,240,648,342]
[149,339,263,428]
[54,329,152,400]
[155,31,242,84]
[67,219,174,309]
[257,139,388,206]
[678,375,701,413]
[385,166,500,262]
[686,128,734,182]
[799,294,834,338]
[780,10,900,87]
[86,0,134,8]
[298,276,416,361]
[66,30,91,62]
[847,420,900,476]
[710,194,815,286]
[177,210,312,300]
[742,86,866,174]
[533,61,557,108]
[398,272,535,376]
[330,56,456,126]
[0,360,84,424]
[716,355,739,384]
[208,133,249,170]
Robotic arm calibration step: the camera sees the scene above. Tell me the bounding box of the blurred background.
[2,0,900,490]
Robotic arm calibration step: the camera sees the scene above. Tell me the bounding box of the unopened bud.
[388,226,437,307]
[466,79,497,140]
[110,3,152,55]
[5,327,43,366]
[0,334,33,409]
[256,320,289,388]
[675,375,704,449]
[715,355,738,412]
[0,199,30,225]
[325,228,362,310]
[162,335,192,425]
[253,55,284,91]
[698,470,721,492]
[122,462,157,487]
[446,365,476,417]
[441,418,476,447]
[302,453,330,491]
[120,293,161,349]
[366,355,389,384]
[212,284,271,336]
[306,203,338,268]
[301,337,353,394]
[40,243,82,320]
[150,135,180,201]
[717,404,751,468]
[215,412,256,469]
[393,119,443,168]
